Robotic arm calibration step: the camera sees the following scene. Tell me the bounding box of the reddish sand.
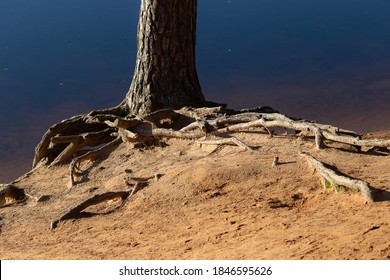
[1,130,390,259]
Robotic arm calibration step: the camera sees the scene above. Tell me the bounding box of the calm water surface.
[1,0,390,181]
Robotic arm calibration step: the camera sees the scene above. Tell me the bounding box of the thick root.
[50,191,131,230]
[49,128,116,167]
[299,152,373,202]
[0,184,26,207]
[33,104,128,168]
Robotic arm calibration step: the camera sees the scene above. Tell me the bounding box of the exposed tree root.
[28,104,388,223]
[321,131,390,149]
[33,104,128,168]
[34,107,390,193]
[50,170,164,229]
[0,184,26,207]
[196,137,253,151]
[49,128,116,166]
[50,191,131,230]
[69,136,122,189]
[299,152,373,202]
[34,105,390,174]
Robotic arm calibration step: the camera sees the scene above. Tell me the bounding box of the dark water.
[1,0,390,182]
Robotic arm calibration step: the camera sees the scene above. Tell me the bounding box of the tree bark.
[126,0,205,116]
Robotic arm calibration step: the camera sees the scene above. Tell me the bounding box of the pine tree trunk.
[126,0,205,116]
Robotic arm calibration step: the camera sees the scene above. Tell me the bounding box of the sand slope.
[1,130,390,259]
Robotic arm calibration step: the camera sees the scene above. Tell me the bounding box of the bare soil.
[1,130,390,259]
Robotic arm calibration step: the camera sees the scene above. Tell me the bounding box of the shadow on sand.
[371,186,390,202]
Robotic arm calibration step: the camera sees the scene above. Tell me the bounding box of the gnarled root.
[69,136,122,189]
[34,105,390,173]
[51,170,163,229]
[0,184,26,207]
[299,152,373,202]
[25,104,390,231]
[49,128,116,167]
[33,104,128,168]
[50,191,131,230]
[108,107,383,154]
[32,104,389,211]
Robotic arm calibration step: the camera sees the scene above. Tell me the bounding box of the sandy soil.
[1,129,390,260]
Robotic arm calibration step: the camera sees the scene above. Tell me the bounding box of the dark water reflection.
[1,0,390,181]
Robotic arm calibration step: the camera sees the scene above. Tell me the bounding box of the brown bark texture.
[126,0,205,116]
